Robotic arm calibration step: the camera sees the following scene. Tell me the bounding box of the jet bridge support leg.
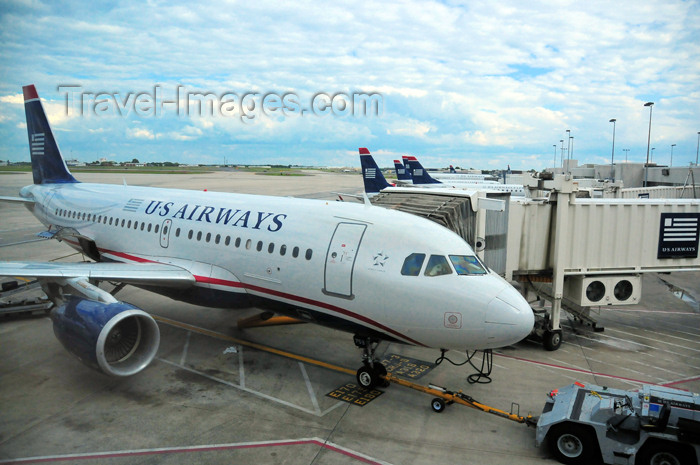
[543,187,574,351]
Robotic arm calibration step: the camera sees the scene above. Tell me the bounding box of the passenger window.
[147,223,151,232]
[188,229,193,240]
[305,249,312,260]
[449,255,487,275]
[256,241,263,252]
[235,237,241,248]
[175,227,180,237]
[245,239,252,250]
[121,219,125,227]
[127,220,132,228]
[197,231,202,241]
[401,253,426,276]
[268,243,274,253]
[154,224,159,234]
[225,236,231,246]
[215,234,220,244]
[292,246,299,258]
[424,255,452,277]
[206,232,211,242]
[280,244,287,256]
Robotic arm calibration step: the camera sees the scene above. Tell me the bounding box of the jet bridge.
[372,178,700,350]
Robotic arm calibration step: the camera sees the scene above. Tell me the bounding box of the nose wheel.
[354,335,389,389]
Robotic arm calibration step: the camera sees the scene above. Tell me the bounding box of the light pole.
[623,148,630,162]
[570,136,574,168]
[696,132,699,165]
[560,140,565,173]
[670,144,676,167]
[553,144,557,172]
[609,119,616,180]
[644,102,654,187]
[566,129,571,171]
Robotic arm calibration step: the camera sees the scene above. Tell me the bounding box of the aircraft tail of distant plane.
[404,156,441,184]
[23,84,78,185]
[393,160,412,181]
[449,165,456,173]
[359,148,392,193]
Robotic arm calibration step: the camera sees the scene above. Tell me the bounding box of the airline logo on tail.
[31,133,45,157]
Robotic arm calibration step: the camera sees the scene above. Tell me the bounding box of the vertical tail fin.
[393,159,412,181]
[23,85,78,184]
[359,148,392,194]
[449,165,456,173]
[404,156,441,184]
[402,156,412,178]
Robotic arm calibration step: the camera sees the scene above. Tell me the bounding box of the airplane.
[365,151,526,197]
[403,156,526,196]
[444,165,497,181]
[0,85,534,390]
[393,159,412,182]
[401,157,494,182]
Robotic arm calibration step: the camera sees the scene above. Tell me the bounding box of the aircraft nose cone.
[485,285,534,346]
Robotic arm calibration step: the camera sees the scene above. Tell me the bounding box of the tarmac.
[1,170,699,465]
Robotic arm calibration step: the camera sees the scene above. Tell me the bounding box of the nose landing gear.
[354,335,389,389]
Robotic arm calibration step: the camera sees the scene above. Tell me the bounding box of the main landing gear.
[354,335,389,390]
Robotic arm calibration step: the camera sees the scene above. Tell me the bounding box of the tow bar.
[383,373,538,427]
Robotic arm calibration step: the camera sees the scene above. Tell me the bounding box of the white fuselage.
[21,181,533,350]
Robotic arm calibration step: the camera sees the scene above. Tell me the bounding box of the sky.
[0,0,699,170]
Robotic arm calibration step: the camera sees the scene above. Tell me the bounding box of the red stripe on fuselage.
[94,246,425,346]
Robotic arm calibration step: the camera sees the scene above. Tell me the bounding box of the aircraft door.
[323,222,367,299]
[160,219,172,248]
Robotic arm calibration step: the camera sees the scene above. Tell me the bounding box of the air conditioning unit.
[564,275,642,306]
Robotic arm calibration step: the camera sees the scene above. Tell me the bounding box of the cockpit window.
[449,255,487,275]
[424,255,452,276]
[401,253,426,276]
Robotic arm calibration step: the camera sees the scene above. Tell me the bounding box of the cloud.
[0,93,23,104]
[126,127,155,139]
[0,0,698,168]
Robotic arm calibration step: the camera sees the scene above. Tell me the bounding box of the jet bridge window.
[401,253,426,276]
[424,255,452,277]
[449,255,487,275]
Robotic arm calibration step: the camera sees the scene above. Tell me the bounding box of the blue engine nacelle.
[50,297,160,376]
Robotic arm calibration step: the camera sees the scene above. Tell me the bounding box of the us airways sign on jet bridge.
[139,199,287,232]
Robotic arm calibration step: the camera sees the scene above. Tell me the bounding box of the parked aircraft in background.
[402,157,526,196]
[0,86,534,390]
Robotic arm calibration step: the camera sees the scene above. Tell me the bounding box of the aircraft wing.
[0,261,196,288]
[0,196,34,204]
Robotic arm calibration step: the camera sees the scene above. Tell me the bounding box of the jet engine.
[50,297,160,376]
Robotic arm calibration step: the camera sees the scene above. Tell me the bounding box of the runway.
[1,170,699,464]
